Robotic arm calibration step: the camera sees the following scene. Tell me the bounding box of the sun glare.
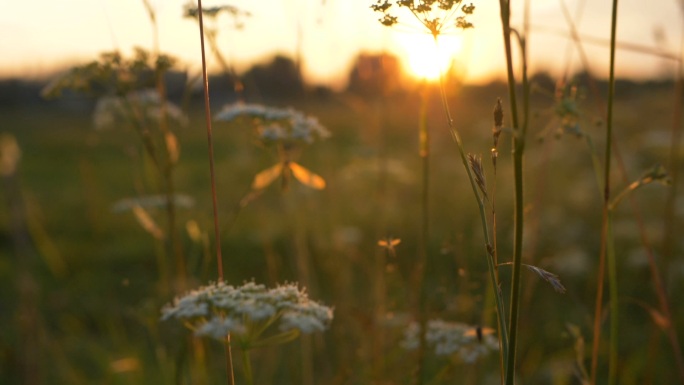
[397,34,463,81]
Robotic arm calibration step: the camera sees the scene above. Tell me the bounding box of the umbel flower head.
[162,281,333,346]
[215,103,330,147]
[371,0,476,37]
[403,319,498,363]
[216,103,330,190]
[93,89,188,130]
[183,3,251,29]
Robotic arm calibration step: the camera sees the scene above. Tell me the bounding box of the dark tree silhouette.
[241,55,304,100]
[346,53,403,98]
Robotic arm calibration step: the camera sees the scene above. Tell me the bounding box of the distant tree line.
[0,53,676,109]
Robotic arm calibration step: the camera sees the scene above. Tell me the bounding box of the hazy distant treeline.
[0,53,674,110]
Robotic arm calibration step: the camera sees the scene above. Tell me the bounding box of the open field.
[1,72,682,385]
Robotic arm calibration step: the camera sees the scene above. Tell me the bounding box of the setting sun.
[397,34,464,81]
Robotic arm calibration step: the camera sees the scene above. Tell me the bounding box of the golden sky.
[1,0,682,87]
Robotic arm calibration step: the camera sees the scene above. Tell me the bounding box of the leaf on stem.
[524,264,566,293]
[165,131,180,164]
[252,163,284,190]
[289,161,326,190]
[493,97,503,148]
[132,205,164,240]
[498,262,566,293]
[467,153,488,201]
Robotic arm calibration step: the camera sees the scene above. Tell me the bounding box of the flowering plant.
[403,319,498,363]
[216,103,330,190]
[162,281,333,347]
[371,0,475,36]
[93,89,187,130]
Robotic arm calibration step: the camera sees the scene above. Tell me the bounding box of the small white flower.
[458,334,498,363]
[214,103,267,121]
[215,103,330,146]
[195,316,245,340]
[402,319,498,363]
[162,281,333,344]
[93,89,188,130]
[259,124,287,141]
[234,298,277,321]
[280,301,334,334]
[161,294,208,320]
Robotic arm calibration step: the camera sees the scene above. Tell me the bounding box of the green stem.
[196,0,224,281]
[155,63,186,290]
[432,36,508,384]
[606,2,619,385]
[415,83,430,385]
[498,1,527,384]
[197,1,233,385]
[224,337,235,385]
[241,348,254,385]
[607,210,618,385]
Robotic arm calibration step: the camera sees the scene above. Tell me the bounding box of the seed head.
[371,0,476,37]
[493,98,503,146]
[467,153,488,201]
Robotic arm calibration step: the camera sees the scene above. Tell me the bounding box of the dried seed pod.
[493,98,503,149]
[467,153,488,201]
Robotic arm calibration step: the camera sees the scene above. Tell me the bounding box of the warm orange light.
[397,34,463,81]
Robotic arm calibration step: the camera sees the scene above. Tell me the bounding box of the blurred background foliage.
[0,51,681,384]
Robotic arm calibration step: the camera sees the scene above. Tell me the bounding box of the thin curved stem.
[196,0,224,282]
[197,2,233,385]
[498,1,527,384]
[432,35,509,384]
[606,2,619,384]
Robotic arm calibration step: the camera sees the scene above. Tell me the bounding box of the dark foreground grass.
[0,80,681,384]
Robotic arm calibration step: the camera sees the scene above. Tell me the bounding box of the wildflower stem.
[498,0,528,383]
[607,211,618,385]
[153,53,186,290]
[196,2,232,385]
[196,0,224,281]
[605,2,619,385]
[201,26,245,100]
[224,338,236,385]
[433,36,508,384]
[558,0,684,378]
[414,82,430,385]
[660,19,684,382]
[241,348,254,385]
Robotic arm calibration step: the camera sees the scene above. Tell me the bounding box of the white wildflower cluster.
[403,319,499,364]
[93,89,188,130]
[161,281,333,342]
[215,103,330,146]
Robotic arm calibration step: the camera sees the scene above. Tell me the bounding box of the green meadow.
[1,2,683,385]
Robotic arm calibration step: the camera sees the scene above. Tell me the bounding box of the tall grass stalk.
[282,191,315,385]
[414,83,430,385]
[195,1,234,384]
[432,36,509,384]
[663,18,684,276]
[138,0,187,291]
[661,59,684,381]
[591,1,619,384]
[497,0,529,383]
[554,1,684,380]
[660,12,684,380]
